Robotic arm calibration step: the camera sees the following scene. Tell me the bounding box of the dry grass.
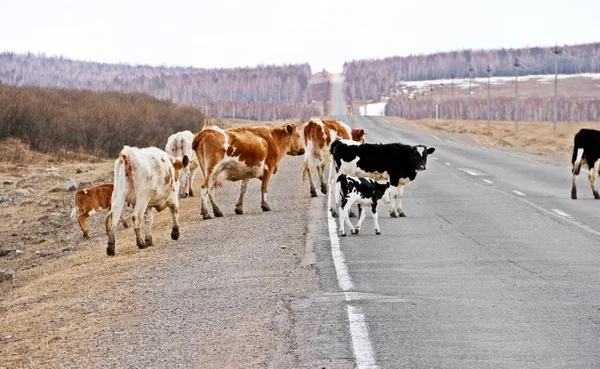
[386,117,599,163]
[0,117,283,368]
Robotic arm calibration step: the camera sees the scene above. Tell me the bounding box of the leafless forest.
[0,53,319,120]
[344,42,600,100]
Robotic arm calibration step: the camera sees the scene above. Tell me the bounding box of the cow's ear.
[285,124,294,135]
[427,147,436,154]
[182,155,189,167]
[361,129,367,136]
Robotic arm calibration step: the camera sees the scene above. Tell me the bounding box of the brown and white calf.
[105,146,189,256]
[165,130,200,198]
[191,123,304,218]
[70,183,129,239]
[302,118,366,197]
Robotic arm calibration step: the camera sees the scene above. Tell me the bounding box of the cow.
[105,146,189,256]
[337,174,391,236]
[191,122,304,219]
[571,128,600,199]
[302,118,366,197]
[165,130,200,198]
[329,139,435,218]
[70,183,129,239]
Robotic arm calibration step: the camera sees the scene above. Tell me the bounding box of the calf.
[571,128,600,199]
[192,122,304,218]
[302,118,366,197]
[105,146,189,256]
[329,139,435,218]
[70,183,129,239]
[337,174,391,236]
[165,130,200,198]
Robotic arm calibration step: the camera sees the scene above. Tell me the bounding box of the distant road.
[318,81,600,367]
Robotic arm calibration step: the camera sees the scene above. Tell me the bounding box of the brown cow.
[70,183,129,239]
[302,118,366,197]
[192,122,304,218]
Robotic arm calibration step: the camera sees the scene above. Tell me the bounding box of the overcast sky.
[1,0,598,73]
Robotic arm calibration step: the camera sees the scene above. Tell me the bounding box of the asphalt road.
[320,77,600,368]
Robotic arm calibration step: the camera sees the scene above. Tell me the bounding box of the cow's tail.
[335,174,347,205]
[202,116,214,130]
[302,159,309,181]
[70,207,78,220]
[572,131,584,175]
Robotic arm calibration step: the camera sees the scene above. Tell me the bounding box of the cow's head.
[284,123,305,156]
[375,181,392,204]
[170,155,190,182]
[351,128,367,143]
[411,145,435,171]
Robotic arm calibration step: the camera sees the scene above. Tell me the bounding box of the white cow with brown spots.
[105,146,189,256]
[165,130,200,198]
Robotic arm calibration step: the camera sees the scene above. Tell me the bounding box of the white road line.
[327,189,377,369]
[348,306,378,369]
[552,209,572,218]
[513,190,526,196]
[444,140,455,144]
[445,162,451,166]
[432,157,439,161]
[464,170,479,176]
[483,179,494,184]
[429,134,441,140]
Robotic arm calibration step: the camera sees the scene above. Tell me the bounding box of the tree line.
[344,42,600,100]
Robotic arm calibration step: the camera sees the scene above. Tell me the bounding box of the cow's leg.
[132,200,149,249]
[209,189,223,217]
[200,174,215,219]
[235,179,250,214]
[261,170,273,211]
[168,199,181,240]
[329,180,341,217]
[354,205,367,235]
[188,165,198,197]
[143,208,154,246]
[78,212,90,239]
[571,170,578,199]
[317,162,328,195]
[372,207,381,235]
[106,200,127,256]
[390,185,406,217]
[120,212,130,228]
[180,168,190,198]
[303,159,318,198]
[589,160,600,199]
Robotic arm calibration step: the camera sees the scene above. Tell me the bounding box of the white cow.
[165,130,200,198]
[105,146,189,256]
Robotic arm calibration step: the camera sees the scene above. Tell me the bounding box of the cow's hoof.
[571,190,577,199]
[235,207,244,215]
[310,189,318,198]
[171,227,180,241]
[202,210,211,220]
[262,204,271,212]
[189,189,194,197]
[320,185,328,195]
[122,221,130,229]
[594,193,600,200]
[180,193,189,199]
[82,231,89,239]
[137,241,147,249]
[340,231,347,237]
[145,236,153,247]
[330,209,338,218]
[214,210,224,217]
[375,230,381,235]
[349,210,357,218]
[351,229,357,235]
[390,211,398,218]
[398,211,407,217]
[106,247,115,256]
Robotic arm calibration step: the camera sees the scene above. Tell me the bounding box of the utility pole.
[551,45,562,135]
[439,83,444,119]
[450,72,455,119]
[486,64,493,129]
[513,57,521,135]
[468,64,474,120]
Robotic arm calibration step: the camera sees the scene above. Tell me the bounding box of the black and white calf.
[337,174,391,236]
[329,139,435,218]
[571,128,600,199]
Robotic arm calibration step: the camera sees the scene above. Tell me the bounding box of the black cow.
[337,174,391,236]
[571,128,600,199]
[329,139,435,217]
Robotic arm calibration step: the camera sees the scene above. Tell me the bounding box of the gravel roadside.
[64,156,354,369]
